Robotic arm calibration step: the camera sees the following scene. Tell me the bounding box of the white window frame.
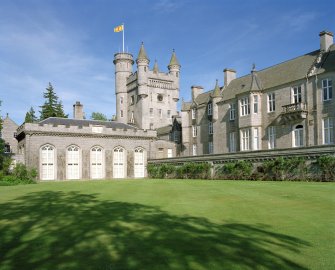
[192,144,197,156]
[208,122,213,134]
[113,146,125,179]
[158,109,163,119]
[91,146,105,179]
[229,103,236,120]
[40,144,56,180]
[253,127,259,150]
[134,147,145,178]
[192,125,197,137]
[240,97,250,116]
[66,145,80,180]
[130,111,134,123]
[322,79,333,101]
[208,141,213,154]
[229,132,236,153]
[292,86,302,104]
[240,128,250,151]
[268,126,276,149]
[268,93,275,112]
[207,103,213,116]
[323,118,334,145]
[293,125,304,147]
[167,148,173,158]
[253,95,258,114]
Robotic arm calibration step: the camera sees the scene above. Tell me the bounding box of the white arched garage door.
[134,148,144,178]
[67,145,80,179]
[91,146,104,179]
[113,147,125,178]
[41,145,55,180]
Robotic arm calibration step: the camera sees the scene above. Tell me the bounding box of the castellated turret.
[114,43,180,130]
[113,52,134,124]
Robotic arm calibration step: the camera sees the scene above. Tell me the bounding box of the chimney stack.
[224,68,236,86]
[319,31,334,52]
[73,101,84,120]
[191,86,203,101]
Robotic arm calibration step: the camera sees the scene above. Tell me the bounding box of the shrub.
[0,163,37,185]
[215,160,253,180]
[315,155,335,181]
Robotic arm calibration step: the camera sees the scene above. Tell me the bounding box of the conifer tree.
[39,83,68,120]
[91,112,108,121]
[24,107,38,123]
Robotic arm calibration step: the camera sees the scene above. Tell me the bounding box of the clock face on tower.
[157,94,163,102]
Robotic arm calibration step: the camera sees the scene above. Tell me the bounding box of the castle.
[1,30,334,180]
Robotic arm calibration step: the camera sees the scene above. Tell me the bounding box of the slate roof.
[137,42,149,61]
[156,125,172,135]
[39,117,136,129]
[223,45,335,100]
[194,91,213,106]
[168,50,180,67]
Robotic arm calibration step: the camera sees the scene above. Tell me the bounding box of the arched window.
[134,148,144,178]
[293,125,304,147]
[67,145,80,180]
[41,145,55,180]
[91,146,104,179]
[113,147,125,178]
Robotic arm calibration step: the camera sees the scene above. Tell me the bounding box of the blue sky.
[0,0,334,124]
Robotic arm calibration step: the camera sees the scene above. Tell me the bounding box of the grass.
[0,180,334,270]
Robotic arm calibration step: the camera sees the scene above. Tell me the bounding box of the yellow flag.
[114,24,123,32]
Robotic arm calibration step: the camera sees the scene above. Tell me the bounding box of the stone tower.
[114,43,180,130]
[113,52,134,124]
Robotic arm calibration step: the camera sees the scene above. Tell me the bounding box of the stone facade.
[181,31,335,156]
[16,118,156,180]
[114,43,180,130]
[1,114,18,155]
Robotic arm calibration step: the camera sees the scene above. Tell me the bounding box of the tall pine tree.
[24,107,38,123]
[39,83,68,120]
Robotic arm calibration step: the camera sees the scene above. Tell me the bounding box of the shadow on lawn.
[0,191,309,270]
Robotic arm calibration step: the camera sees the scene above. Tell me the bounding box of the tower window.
[120,110,123,118]
[120,97,123,104]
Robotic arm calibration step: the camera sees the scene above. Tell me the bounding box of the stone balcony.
[280,103,308,123]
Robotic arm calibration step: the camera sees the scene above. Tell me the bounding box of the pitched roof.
[195,91,212,105]
[156,125,172,135]
[168,50,180,67]
[137,42,149,61]
[223,49,326,100]
[39,117,136,129]
[153,60,159,73]
[211,79,221,98]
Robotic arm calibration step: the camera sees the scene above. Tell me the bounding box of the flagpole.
[122,23,125,52]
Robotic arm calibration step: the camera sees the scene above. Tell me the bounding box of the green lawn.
[0,180,334,270]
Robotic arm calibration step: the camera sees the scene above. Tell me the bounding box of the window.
[253,95,258,114]
[134,148,144,178]
[292,86,302,103]
[167,148,173,158]
[113,147,124,178]
[150,123,154,130]
[173,131,179,142]
[268,126,276,149]
[192,125,197,137]
[144,67,147,72]
[13,132,17,138]
[208,121,213,134]
[229,132,236,152]
[149,108,153,118]
[207,103,213,116]
[130,95,135,105]
[157,94,163,102]
[67,145,80,180]
[322,79,333,101]
[208,141,213,154]
[120,110,124,118]
[120,97,123,104]
[167,110,171,118]
[229,103,236,120]
[253,128,259,150]
[293,125,304,147]
[158,148,164,153]
[323,118,334,144]
[91,146,104,179]
[192,144,197,156]
[158,109,163,118]
[41,145,55,180]
[4,144,10,153]
[268,93,275,112]
[240,97,250,116]
[191,108,196,120]
[130,111,134,123]
[241,128,250,151]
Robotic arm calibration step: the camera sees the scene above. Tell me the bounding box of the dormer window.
[207,103,213,116]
